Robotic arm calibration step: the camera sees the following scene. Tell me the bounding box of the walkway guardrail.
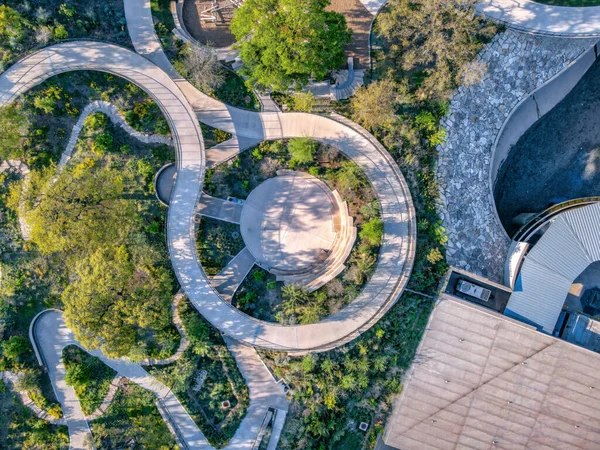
[512,197,600,242]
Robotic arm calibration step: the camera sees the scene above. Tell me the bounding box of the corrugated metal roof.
[384,296,600,450]
[505,203,600,334]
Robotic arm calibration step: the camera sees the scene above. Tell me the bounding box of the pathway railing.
[512,197,600,242]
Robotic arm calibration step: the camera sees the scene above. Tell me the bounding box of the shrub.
[288,138,317,166]
[215,129,230,144]
[427,247,444,264]
[251,147,263,160]
[92,133,113,155]
[308,166,319,177]
[47,404,63,419]
[85,112,108,130]
[359,218,384,247]
[292,92,314,112]
[53,24,68,40]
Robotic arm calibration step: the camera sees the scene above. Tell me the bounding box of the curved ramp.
[0,40,415,352]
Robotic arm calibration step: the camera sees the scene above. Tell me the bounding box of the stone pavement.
[436,30,596,281]
[477,0,600,37]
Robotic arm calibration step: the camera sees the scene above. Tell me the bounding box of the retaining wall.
[490,43,598,185]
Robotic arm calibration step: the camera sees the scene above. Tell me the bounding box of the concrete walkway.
[198,193,243,224]
[477,0,600,37]
[123,0,416,352]
[0,30,414,353]
[224,337,289,450]
[33,310,209,450]
[211,247,257,303]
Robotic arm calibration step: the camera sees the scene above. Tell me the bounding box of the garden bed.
[63,345,117,416]
[0,381,69,450]
[203,139,382,324]
[0,0,131,73]
[148,298,249,448]
[90,381,177,449]
[196,217,245,276]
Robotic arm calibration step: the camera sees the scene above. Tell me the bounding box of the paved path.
[211,247,257,302]
[125,0,416,352]
[224,337,289,449]
[32,310,210,450]
[206,135,261,168]
[0,31,414,354]
[198,193,243,223]
[477,0,600,37]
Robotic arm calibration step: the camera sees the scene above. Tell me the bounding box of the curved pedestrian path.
[477,0,600,37]
[29,307,289,450]
[0,42,413,353]
[126,0,416,352]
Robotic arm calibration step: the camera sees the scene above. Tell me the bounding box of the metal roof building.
[383,295,600,450]
[505,203,600,333]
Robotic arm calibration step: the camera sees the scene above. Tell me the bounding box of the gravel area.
[436,30,595,282]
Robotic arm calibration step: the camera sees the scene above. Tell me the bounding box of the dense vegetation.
[196,218,245,277]
[0,70,177,383]
[0,0,130,73]
[63,345,117,415]
[148,299,250,448]
[0,381,69,450]
[90,381,177,449]
[203,139,382,324]
[258,0,498,448]
[231,0,352,91]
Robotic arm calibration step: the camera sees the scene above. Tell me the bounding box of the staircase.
[330,57,365,101]
[273,178,357,292]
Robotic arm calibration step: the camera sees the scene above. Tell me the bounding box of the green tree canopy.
[351,80,409,132]
[375,0,496,100]
[26,155,174,358]
[231,0,352,91]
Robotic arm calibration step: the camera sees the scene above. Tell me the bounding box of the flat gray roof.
[506,202,600,333]
[384,295,600,450]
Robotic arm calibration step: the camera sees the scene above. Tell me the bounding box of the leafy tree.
[27,163,128,256]
[0,104,30,160]
[178,45,224,94]
[351,80,408,132]
[375,0,496,100]
[288,138,317,166]
[231,0,352,90]
[292,92,315,112]
[63,245,173,357]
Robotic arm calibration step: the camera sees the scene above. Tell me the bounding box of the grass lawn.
[63,346,117,416]
[90,382,177,449]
